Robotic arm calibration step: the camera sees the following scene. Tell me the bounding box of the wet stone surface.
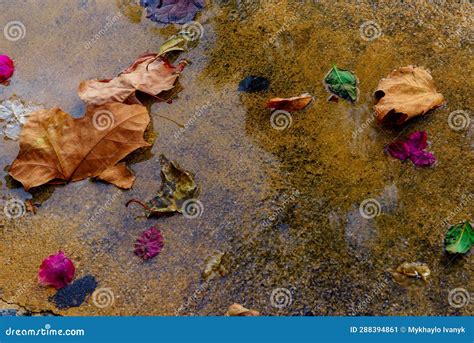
[0,1,473,316]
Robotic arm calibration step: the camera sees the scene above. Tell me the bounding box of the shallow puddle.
[0,0,472,316]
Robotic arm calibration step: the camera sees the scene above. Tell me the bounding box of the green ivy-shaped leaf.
[324,65,359,102]
[444,221,474,254]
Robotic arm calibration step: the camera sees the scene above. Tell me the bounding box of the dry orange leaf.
[9,103,150,191]
[78,54,187,106]
[266,93,313,112]
[374,65,444,125]
[225,303,260,316]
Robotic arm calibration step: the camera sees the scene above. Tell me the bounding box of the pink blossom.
[38,251,75,289]
[0,55,14,84]
[386,131,436,167]
[134,227,164,260]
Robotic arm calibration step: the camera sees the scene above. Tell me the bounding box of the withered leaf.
[225,303,260,316]
[9,103,150,191]
[126,155,198,217]
[78,54,186,106]
[391,262,431,282]
[266,93,313,112]
[202,252,229,281]
[374,65,445,125]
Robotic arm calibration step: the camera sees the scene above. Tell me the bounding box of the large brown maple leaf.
[374,65,445,125]
[9,102,150,190]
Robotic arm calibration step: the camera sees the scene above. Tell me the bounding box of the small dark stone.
[51,275,97,309]
[238,76,269,93]
[0,309,18,316]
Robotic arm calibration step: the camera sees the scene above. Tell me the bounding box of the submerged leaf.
[78,55,186,106]
[266,93,313,112]
[202,252,229,281]
[324,65,358,102]
[134,227,164,260]
[126,155,198,217]
[9,103,150,190]
[0,99,42,140]
[140,0,205,24]
[444,221,473,254]
[392,262,430,281]
[158,34,188,57]
[38,251,75,290]
[374,65,445,125]
[0,55,14,84]
[225,303,260,316]
[385,131,436,167]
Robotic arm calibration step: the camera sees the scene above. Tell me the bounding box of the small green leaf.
[323,65,359,102]
[444,221,474,254]
[158,34,188,57]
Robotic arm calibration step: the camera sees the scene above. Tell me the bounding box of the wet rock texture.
[0,0,472,316]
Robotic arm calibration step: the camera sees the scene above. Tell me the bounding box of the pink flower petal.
[134,227,164,260]
[406,131,428,152]
[0,55,14,84]
[410,150,436,167]
[38,251,75,290]
[386,141,411,161]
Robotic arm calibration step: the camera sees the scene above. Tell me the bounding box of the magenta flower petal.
[386,141,411,161]
[38,251,75,289]
[406,131,428,152]
[0,55,14,84]
[410,150,436,167]
[134,227,164,260]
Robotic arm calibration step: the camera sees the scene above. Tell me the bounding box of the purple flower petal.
[134,227,164,260]
[141,0,205,24]
[386,141,411,161]
[406,131,428,153]
[38,251,75,290]
[410,150,436,167]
